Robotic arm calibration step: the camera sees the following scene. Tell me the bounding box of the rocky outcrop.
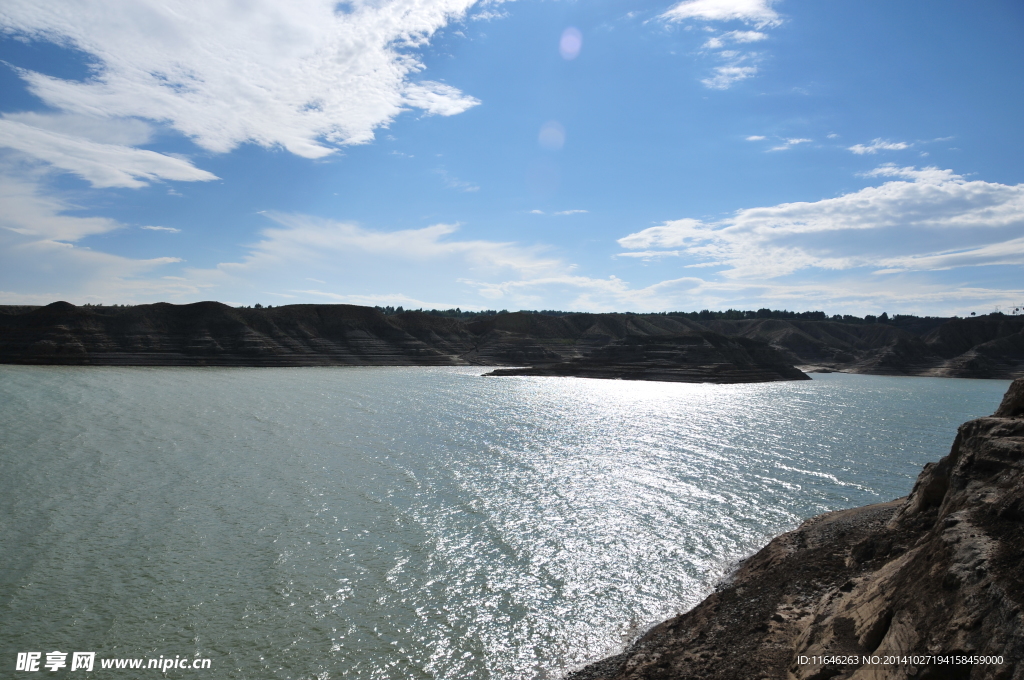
[484,333,811,383]
[568,379,1024,680]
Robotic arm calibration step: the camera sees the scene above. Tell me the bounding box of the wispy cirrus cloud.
[434,167,480,192]
[528,209,589,216]
[0,164,124,242]
[848,138,911,155]
[241,214,560,276]
[0,118,218,188]
[0,195,570,307]
[2,112,154,146]
[768,137,811,151]
[617,165,1024,279]
[702,29,767,49]
[702,63,759,89]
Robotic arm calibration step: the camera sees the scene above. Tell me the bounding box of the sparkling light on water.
[0,367,1009,679]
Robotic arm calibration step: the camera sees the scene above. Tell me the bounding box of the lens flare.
[559,27,582,60]
[538,121,565,150]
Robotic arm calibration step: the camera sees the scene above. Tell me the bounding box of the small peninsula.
[569,379,1024,680]
[484,333,810,383]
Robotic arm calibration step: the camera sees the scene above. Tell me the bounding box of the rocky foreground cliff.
[569,379,1024,680]
[0,302,1022,379]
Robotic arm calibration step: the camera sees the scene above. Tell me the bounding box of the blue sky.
[1,0,1022,315]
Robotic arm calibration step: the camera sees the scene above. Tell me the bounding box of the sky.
[1,0,1022,316]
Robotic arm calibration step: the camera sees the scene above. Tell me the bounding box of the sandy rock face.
[569,379,1024,680]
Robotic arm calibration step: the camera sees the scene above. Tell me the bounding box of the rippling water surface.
[0,367,1009,678]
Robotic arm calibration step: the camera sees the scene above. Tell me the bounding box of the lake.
[0,367,1009,678]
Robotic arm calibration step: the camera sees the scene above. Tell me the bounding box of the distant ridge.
[0,302,1021,379]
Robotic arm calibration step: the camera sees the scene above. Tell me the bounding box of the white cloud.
[0,236,187,305]
[526,209,588,217]
[702,29,767,48]
[848,138,911,155]
[0,119,218,188]
[617,250,684,259]
[182,218,711,311]
[702,64,758,89]
[166,184,1024,314]
[661,0,781,27]
[141,226,181,233]
[659,1,776,89]
[403,81,480,118]
[0,191,577,306]
[236,214,562,277]
[136,213,592,309]
[0,0,484,160]
[617,166,1024,279]
[3,178,1022,315]
[471,8,509,21]
[728,29,768,42]
[873,235,1024,273]
[745,135,766,141]
[860,163,950,182]
[768,137,811,151]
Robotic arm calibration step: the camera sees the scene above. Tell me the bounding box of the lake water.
[0,367,1010,679]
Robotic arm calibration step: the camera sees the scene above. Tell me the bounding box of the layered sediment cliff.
[1,302,1021,379]
[0,301,476,366]
[569,379,1024,680]
[706,316,1024,379]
